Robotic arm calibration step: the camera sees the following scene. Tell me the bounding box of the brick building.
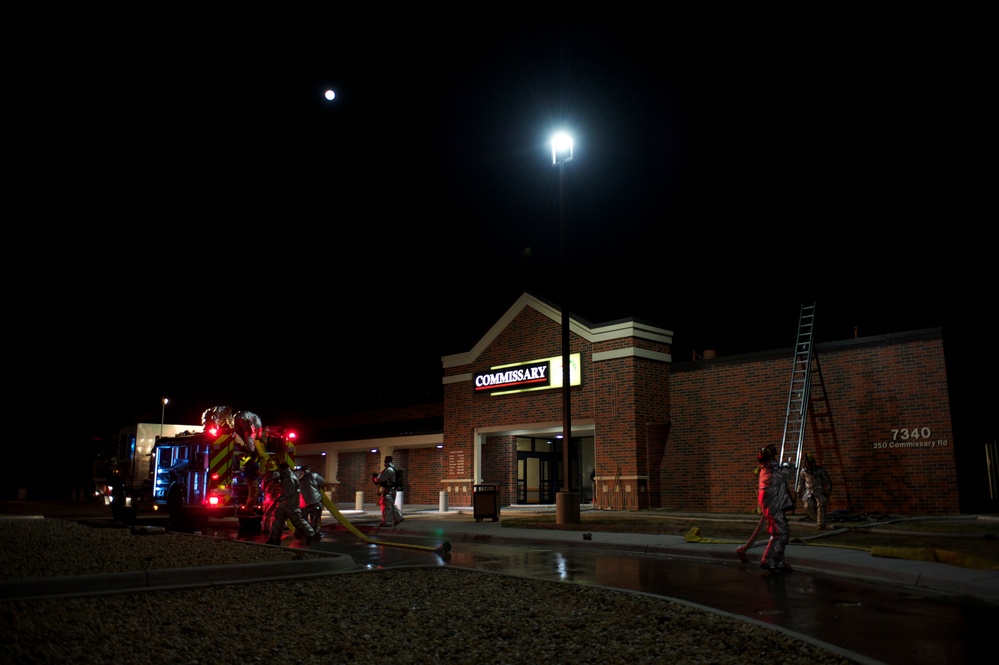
[298,292,964,515]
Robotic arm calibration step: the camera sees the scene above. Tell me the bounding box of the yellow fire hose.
[319,491,451,555]
[251,437,449,555]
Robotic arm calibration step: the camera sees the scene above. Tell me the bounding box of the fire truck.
[149,408,297,530]
[99,422,202,522]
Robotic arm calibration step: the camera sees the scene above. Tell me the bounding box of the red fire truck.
[150,413,296,530]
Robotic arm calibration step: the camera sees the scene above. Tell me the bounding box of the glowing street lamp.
[160,398,169,439]
[551,132,578,525]
[551,132,573,166]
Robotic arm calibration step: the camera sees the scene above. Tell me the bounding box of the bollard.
[439,490,449,512]
[355,491,364,511]
[395,491,404,511]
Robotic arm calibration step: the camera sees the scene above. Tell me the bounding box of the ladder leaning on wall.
[779,303,816,493]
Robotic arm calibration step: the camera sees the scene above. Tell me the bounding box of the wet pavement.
[322,506,998,665]
[3,500,998,665]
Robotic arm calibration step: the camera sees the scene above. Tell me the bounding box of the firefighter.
[202,406,233,432]
[265,463,318,545]
[373,455,404,527]
[797,453,833,529]
[299,465,326,534]
[261,467,284,545]
[243,455,261,511]
[233,410,262,452]
[757,444,795,573]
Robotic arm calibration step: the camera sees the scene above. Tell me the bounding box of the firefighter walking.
[264,463,319,545]
[756,444,795,573]
[373,455,404,527]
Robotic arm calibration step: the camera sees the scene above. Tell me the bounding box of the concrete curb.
[0,556,357,602]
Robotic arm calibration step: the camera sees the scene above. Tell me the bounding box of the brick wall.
[666,332,959,514]
[481,435,515,506]
[445,306,571,501]
[326,448,450,507]
[330,451,378,505]
[588,335,671,510]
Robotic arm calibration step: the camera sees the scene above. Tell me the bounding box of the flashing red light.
[287,431,297,440]
[208,495,220,506]
[210,473,220,481]
[208,426,219,437]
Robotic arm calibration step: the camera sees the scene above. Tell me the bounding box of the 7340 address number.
[872,427,948,449]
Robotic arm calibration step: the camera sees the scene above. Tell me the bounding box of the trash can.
[473,484,500,522]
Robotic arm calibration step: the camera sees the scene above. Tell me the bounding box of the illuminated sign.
[474,360,550,392]
[474,353,581,395]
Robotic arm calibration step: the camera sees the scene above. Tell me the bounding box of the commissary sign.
[474,361,550,392]
[474,354,581,394]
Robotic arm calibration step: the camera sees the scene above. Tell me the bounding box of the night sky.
[12,10,992,455]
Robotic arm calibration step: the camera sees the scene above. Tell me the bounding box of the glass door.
[516,437,558,504]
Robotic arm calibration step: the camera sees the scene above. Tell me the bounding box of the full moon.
[325,89,336,101]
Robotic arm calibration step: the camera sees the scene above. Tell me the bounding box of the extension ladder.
[779,303,816,492]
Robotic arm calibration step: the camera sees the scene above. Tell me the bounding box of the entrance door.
[516,437,560,504]
[517,454,555,504]
[515,435,593,505]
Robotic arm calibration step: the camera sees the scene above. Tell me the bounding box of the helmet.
[804,453,816,466]
[233,410,262,445]
[202,406,234,431]
[757,444,778,463]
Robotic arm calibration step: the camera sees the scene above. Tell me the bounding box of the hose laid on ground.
[319,491,450,555]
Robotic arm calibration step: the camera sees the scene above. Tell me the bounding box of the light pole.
[160,398,169,439]
[552,132,579,525]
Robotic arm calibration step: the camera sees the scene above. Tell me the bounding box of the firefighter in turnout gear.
[373,455,404,527]
[264,463,318,545]
[243,455,261,511]
[233,410,263,452]
[261,467,283,545]
[757,444,795,573]
[299,465,326,534]
[797,452,833,529]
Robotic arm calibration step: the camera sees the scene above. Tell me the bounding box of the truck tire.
[110,485,137,524]
[238,515,263,532]
[111,501,137,525]
[166,484,188,530]
[235,504,262,532]
[166,484,208,532]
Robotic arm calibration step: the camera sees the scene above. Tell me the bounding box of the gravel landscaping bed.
[0,518,863,664]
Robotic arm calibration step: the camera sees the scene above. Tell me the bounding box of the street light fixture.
[160,398,169,439]
[551,131,579,525]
